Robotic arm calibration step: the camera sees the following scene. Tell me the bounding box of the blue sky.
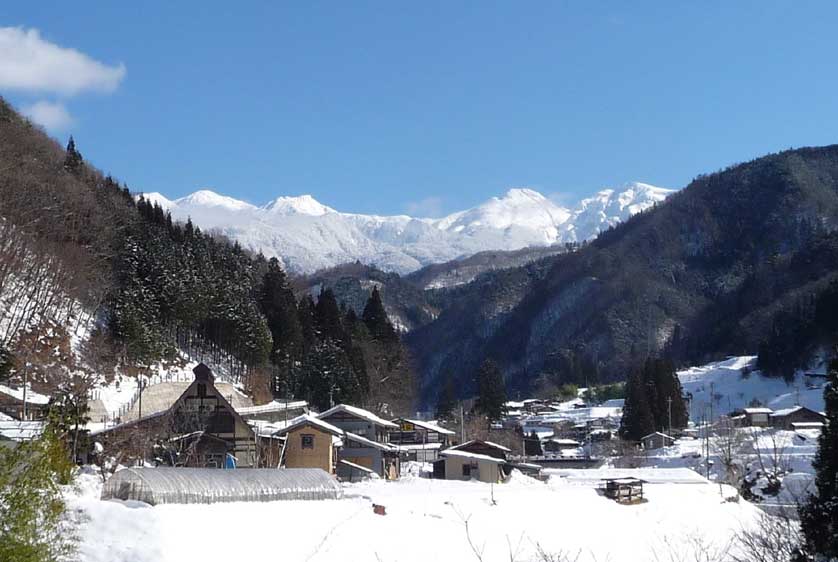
[1,2,837,216]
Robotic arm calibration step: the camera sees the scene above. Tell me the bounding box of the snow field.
[69,470,763,562]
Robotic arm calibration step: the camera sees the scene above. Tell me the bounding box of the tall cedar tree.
[315,289,347,345]
[362,286,397,343]
[620,365,656,441]
[435,372,458,420]
[620,358,688,441]
[799,358,838,558]
[475,359,507,421]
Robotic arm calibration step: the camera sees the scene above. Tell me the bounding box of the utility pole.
[22,368,27,420]
[667,396,672,436]
[460,403,465,444]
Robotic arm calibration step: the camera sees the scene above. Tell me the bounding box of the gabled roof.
[641,432,675,441]
[392,417,456,436]
[273,414,344,437]
[450,439,512,453]
[318,404,398,428]
[440,449,505,464]
[770,406,824,418]
[168,365,253,438]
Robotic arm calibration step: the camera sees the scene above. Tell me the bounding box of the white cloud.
[405,196,445,218]
[0,27,125,95]
[22,100,73,132]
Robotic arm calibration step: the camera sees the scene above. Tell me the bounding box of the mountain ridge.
[140,182,673,274]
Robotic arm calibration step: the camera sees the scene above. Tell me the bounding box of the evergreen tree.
[362,286,397,343]
[435,371,458,420]
[63,135,83,173]
[315,289,347,344]
[646,358,689,432]
[799,358,838,559]
[0,345,12,383]
[475,359,507,421]
[525,430,543,456]
[620,365,656,441]
[258,258,303,394]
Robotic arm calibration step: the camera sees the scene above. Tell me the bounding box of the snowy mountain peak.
[177,190,256,211]
[141,192,174,210]
[262,194,334,216]
[138,181,673,274]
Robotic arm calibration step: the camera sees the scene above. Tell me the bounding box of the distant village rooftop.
[318,404,399,428]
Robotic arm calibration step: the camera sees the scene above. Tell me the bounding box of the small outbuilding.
[101,467,342,505]
[641,432,676,450]
[439,449,506,483]
[275,414,343,473]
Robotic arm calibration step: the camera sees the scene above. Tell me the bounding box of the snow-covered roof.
[641,432,675,441]
[396,442,443,451]
[743,407,773,414]
[440,449,506,464]
[343,431,398,452]
[545,438,580,445]
[339,459,374,474]
[0,420,45,441]
[318,404,398,428]
[236,400,308,416]
[273,414,343,437]
[0,384,50,405]
[395,418,456,436]
[770,406,822,417]
[451,439,511,453]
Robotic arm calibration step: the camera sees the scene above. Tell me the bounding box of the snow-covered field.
[68,468,763,562]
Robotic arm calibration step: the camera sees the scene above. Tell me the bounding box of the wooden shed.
[440,449,506,483]
[602,477,645,504]
[770,406,826,430]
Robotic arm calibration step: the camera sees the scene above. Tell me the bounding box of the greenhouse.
[101,467,343,505]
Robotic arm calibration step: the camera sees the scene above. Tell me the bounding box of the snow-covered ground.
[68,467,763,562]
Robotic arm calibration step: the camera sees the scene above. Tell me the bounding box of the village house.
[769,406,826,431]
[742,407,773,427]
[236,399,308,423]
[93,363,262,468]
[542,437,582,454]
[641,432,676,450]
[317,404,400,479]
[388,417,455,462]
[275,414,342,473]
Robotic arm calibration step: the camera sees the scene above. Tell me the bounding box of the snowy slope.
[139,182,673,274]
[678,356,827,421]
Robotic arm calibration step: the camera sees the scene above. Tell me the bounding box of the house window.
[197,383,206,398]
[301,434,315,449]
[462,463,471,477]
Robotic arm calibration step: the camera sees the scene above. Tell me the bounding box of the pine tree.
[620,365,656,441]
[63,135,83,173]
[362,286,397,343]
[435,372,458,420]
[475,359,507,421]
[799,358,838,558]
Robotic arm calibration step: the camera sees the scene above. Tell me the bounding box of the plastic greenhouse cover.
[101,467,343,505]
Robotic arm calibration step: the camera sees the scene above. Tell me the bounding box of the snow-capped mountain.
[140,182,674,274]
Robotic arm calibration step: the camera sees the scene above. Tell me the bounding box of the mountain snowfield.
[142,182,673,274]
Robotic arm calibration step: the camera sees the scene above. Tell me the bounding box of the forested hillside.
[0,98,415,415]
[409,146,838,405]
